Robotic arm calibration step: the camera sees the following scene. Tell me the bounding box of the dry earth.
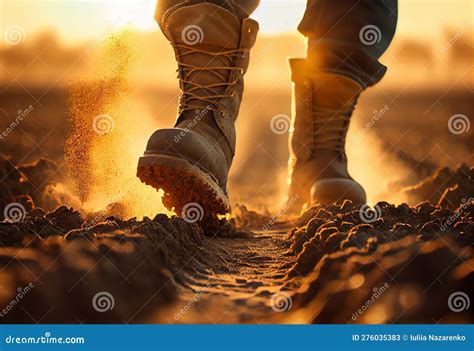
[0,157,473,324]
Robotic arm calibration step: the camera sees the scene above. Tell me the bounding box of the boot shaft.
[160,3,258,160]
[287,58,366,207]
[289,58,363,163]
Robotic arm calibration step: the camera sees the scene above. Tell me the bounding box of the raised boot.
[137,3,258,219]
[287,58,366,209]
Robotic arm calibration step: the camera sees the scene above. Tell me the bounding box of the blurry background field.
[0,0,473,217]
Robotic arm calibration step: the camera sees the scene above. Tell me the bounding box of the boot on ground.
[287,58,366,211]
[137,3,258,219]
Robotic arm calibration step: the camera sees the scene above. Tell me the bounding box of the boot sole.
[137,154,230,221]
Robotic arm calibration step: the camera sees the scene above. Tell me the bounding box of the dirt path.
[186,229,295,322]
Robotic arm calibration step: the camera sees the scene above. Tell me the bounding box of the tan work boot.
[287,58,366,210]
[137,3,258,219]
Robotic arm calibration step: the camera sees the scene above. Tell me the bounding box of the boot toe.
[310,178,366,205]
[143,128,228,187]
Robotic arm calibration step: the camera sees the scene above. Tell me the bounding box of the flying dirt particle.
[65,31,167,219]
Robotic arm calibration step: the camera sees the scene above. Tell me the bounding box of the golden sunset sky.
[1,0,473,43]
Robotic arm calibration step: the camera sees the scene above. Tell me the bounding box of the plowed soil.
[1,157,473,323]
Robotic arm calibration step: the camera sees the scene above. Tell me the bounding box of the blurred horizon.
[0,26,472,90]
[1,0,473,91]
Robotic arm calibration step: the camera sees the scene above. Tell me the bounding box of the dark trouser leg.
[298,0,398,87]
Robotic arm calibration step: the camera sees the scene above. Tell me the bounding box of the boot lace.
[172,44,248,113]
[311,103,356,153]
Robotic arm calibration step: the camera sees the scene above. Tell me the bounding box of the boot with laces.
[137,3,258,219]
[287,58,366,210]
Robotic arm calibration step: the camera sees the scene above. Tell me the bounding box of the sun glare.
[103,0,157,31]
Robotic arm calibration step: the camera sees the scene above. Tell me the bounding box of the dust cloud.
[65,32,166,218]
